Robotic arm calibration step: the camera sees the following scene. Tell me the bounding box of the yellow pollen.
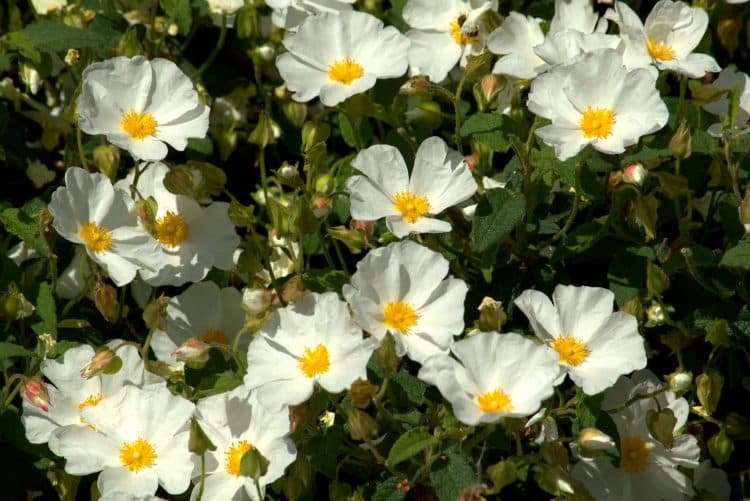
[450,13,478,45]
[383,301,419,334]
[551,335,589,366]
[580,106,616,139]
[225,439,254,476]
[155,211,189,247]
[298,344,330,378]
[328,57,364,85]
[120,110,157,140]
[79,221,113,253]
[393,192,431,223]
[646,38,676,62]
[119,437,157,472]
[620,435,652,473]
[476,388,513,414]
[78,393,103,411]
[202,328,230,345]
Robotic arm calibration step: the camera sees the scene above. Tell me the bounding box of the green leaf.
[307,427,344,479]
[20,20,120,53]
[0,342,34,360]
[160,0,192,34]
[0,207,49,257]
[338,112,358,148]
[386,427,438,467]
[575,392,603,434]
[470,188,526,252]
[389,370,427,407]
[5,32,41,64]
[429,449,474,501]
[460,113,520,152]
[720,240,750,270]
[372,477,406,501]
[31,282,56,336]
[302,269,349,294]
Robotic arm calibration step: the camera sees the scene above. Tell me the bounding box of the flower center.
[393,192,431,223]
[120,110,157,140]
[78,393,103,411]
[119,437,157,472]
[646,38,675,62]
[383,301,419,334]
[79,221,113,253]
[580,106,615,139]
[551,336,589,366]
[476,388,513,414]
[328,57,364,85]
[225,439,255,477]
[155,211,189,247]
[450,13,479,45]
[298,344,330,378]
[202,328,230,345]
[620,435,652,473]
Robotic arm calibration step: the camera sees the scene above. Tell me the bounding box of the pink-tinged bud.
[175,337,210,364]
[22,376,50,412]
[241,287,273,316]
[311,194,332,219]
[480,74,503,104]
[80,347,116,379]
[622,162,646,186]
[352,220,376,244]
[464,155,477,171]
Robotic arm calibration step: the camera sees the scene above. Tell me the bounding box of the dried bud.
[669,120,692,160]
[36,333,56,359]
[476,297,507,332]
[92,283,119,323]
[175,337,210,365]
[80,347,116,379]
[22,376,50,412]
[241,287,273,316]
[92,145,120,181]
[667,370,693,392]
[577,428,615,455]
[350,379,379,409]
[622,162,647,186]
[347,408,378,441]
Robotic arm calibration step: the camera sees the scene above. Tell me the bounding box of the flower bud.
[36,333,56,359]
[241,287,273,316]
[92,283,120,323]
[476,297,507,332]
[463,52,493,81]
[249,111,281,147]
[669,120,692,160]
[696,371,723,416]
[301,122,330,153]
[167,23,179,36]
[1,286,35,320]
[350,379,379,409]
[646,302,665,327]
[64,49,80,66]
[667,370,693,392]
[376,334,399,374]
[92,145,120,181]
[480,74,503,107]
[22,376,50,412]
[188,417,216,455]
[20,63,41,95]
[282,101,307,128]
[240,447,270,480]
[347,408,378,441]
[236,5,261,39]
[646,408,677,449]
[707,429,734,466]
[622,162,647,186]
[327,226,365,253]
[311,194,332,219]
[278,162,298,180]
[175,337,210,364]
[400,76,431,97]
[717,18,741,57]
[486,459,516,494]
[314,173,335,194]
[290,404,311,433]
[81,347,116,379]
[143,294,170,331]
[577,428,615,455]
[135,196,159,237]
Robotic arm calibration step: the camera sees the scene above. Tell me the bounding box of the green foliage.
[470,188,526,252]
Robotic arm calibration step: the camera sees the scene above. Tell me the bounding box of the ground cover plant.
[1,0,750,499]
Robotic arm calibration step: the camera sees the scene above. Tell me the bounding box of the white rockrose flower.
[346,137,477,237]
[487,12,547,80]
[276,11,410,106]
[48,167,159,286]
[418,331,559,425]
[514,284,647,395]
[192,386,297,500]
[55,247,92,299]
[31,0,67,14]
[244,292,377,409]
[151,281,246,366]
[7,241,40,266]
[343,240,468,364]
[53,384,195,497]
[527,49,668,161]
[76,56,209,161]
[207,0,244,27]
[403,0,496,83]
[606,0,721,78]
[702,66,750,137]
[532,28,622,68]
[267,0,355,31]
[548,0,603,35]
[693,460,731,501]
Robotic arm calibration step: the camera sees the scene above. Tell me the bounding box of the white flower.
[276,11,409,106]
[343,240,468,364]
[572,369,700,501]
[527,49,668,161]
[418,332,559,425]
[693,460,730,501]
[55,247,92,299]
[53,384,194,497]
[21,343,144,450]
[7,241,40,266]
[514,284,647,395]
[244,292,376,409]
[31,0,67,14]
[533,29,622,68]
[606,0,720,78]
[487,12,547,79]
[48,167,159,286]
[207,0,244,27]
[346,137,476,237]
[192,385,297,500]
[76,56,209,161]
[151,281,246,366]
[548,0,603,35]
[702,66,750,137]
[118,162,240,287]
[404,0,495,83]
[267,0,355,30]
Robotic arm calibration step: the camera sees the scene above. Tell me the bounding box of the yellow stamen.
[225,439,254,476]
[620,435,652,472]
[580,106,616,139]
[298,344,330,378]
[646,38,676,62]
[328,57,364,85]
[119,437,157,472]
[120,110,157,140]
[202,328,230,345]
[393,192,431,223]
[155,211,189,247]
[78,393,103,411]
[79,221,113,253]
[476,388,513,414]
[450,13,479,45]
[551,336,589,366]
[383,301,419,334]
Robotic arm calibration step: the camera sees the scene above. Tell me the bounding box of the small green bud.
[327,226,366,254]
[240,447,270,479]
[350,379,379,409]
[476,297,507,332]
[282,101,308,128]
[696,371,724,416]
[707,429,734,466]
[347,408,378,441]
[669,120,692,159]
[249,111,280,147]
[301,121,330,152]
[92,145,120,181]
[314,173,335,194]
[188,417,216,455]
[80,347,116,379]
[142,294,170,331]
[485,459,516,495]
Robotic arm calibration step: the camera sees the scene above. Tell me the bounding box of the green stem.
[76,127,89,170]
[331,239,350,276]
[193,13,227,82]
[196,453,206,501]
[140,328,154,361]
[453,72,469,155]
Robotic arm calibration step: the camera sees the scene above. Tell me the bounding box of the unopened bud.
[143,294,170,331]
[486,459,516,494]
[249,111,280,147]
[20,64,41,95]
[622,162,646,186]
[352,220,375,244]
[81,347,116,379]
[400,76,430,97]
[667,370,693,392]
[167,23,179,36]
[92,283,119,322]
[1,286,35,320]
[376,334,399,374]
[175,337,210,364]
[290,404,311,434]
[464,52,493,81]
[135,196,159,237]
[241,287,273,316]
[282,101,307,128]
[314,173,335,194]
[301,122,330,152]
[669,120,692,160]
[240,447,270,480]
[476,297,507,332]
[36,333,56,359]
[347,408,378,441]
[236,5,260,39]
[696,371,723,416]
[278,162,298,180]
[311,194,332,219]
[480,74,503,105]
[577,428,615,455]
[327,225,366,254]
[717,18,741,57]
[64,49,80,66]
[22,376,50,412]
[92,145,120,181]
[646,302,665,327]
[350,379,379,409]
[646,408,677,449]
[189,417,216,454]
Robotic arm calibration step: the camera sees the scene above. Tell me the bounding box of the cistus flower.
[418,331,559,425]
[267,0,355,31]
[276,11,410,106]
[346,136,477,237]
[343,240,469,364]
[53,383,195,497]
[403,0,496,83]
[30,0,66,14]
[192,385,297,500]
[244,292,377,410]
[527,49,668,161]
[514,284,647,395]
[48,167,159,286]
[702,66,750,137]
[487,12,547,79]
[76,56,209,161]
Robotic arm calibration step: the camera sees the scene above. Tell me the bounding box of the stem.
[76,127,89,170]
[193,13,227,82]
[140,328,154,361]
[331,239,350,276]
[196,453,206,501]
[453,72,469,155]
